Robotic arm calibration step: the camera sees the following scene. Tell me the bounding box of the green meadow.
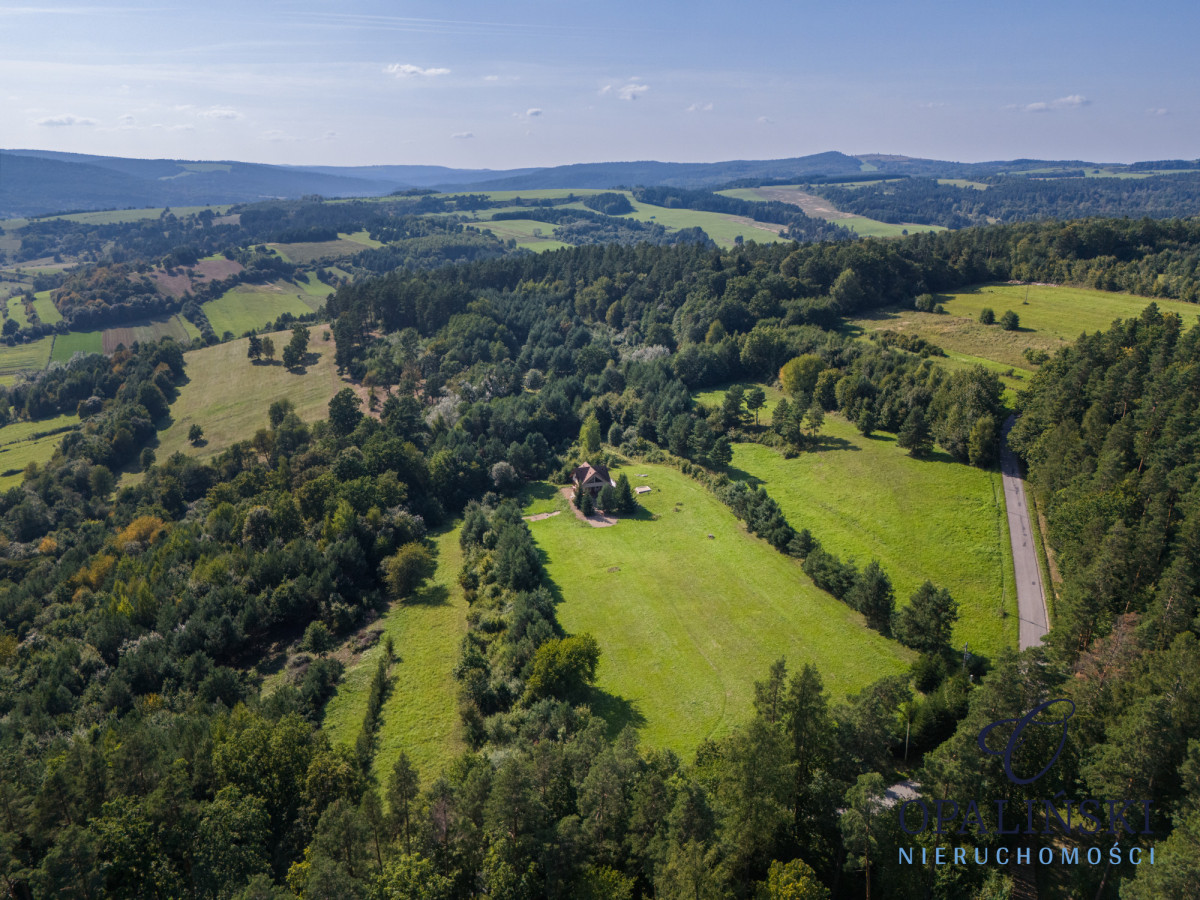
[621,199,787,248]
[0,336,54,378]
[726,416,1017,660]
[524,464,913,755]
[848,282,1200,370]
[0,413,79,487]
[321,527,470,782]
[149,329,346,463]
[50,331,103,364]
[202,279,325,337]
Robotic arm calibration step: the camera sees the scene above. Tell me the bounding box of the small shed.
[635,485,652,494]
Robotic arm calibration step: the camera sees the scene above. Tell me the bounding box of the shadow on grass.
[586,686,647,739]
[407,582,450,608]
[809,435,858,453]
[723,465,764,486]
[520,481,560,506]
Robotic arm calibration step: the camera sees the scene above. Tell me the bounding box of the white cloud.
[117,113,136,126]
[483,74,499,82]
[685,101,713,113]
[452,131,474,139]
[262,129,300,143]
[525,107,542,117]
[756,115,774,125]
[1147,107,1169,117]
[385,63,450,78]
[918,101,945,109]
[600,78,649,101]
[36,114,96,126]
[199,106,242,120]
[1021,94,1090,113]
[323,130,337,140]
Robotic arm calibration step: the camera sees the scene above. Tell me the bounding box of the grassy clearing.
[202,281,320,337]
[0,336,55,375]
[50,331,103,364]
[726,417,1016,660]
[524,464,913,755]
[692,381,786,421]
[151,329,345,462]
[101,315,199,352]
[5,296,29,328]
[848,283,1200,370]
[621,199,786,248]
[716,187,942,238]
[322,527,469,782]
[472,218,572,251]
[0,414,79,486]
[937,179,989,190]
[32,291,61,325]
[269,239,375,265]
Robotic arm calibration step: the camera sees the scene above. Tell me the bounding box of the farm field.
[621,199,786,247]
[202,279,324,337]
[524,464,913,755]
[49,205,231,225]
[150,329,345,462]
[717,186,944,238]
[472,218,572,251]
[269,232,381,265]
[100,315,200,352]
[50,331,103,363]
[0,336,54,379]
[0,414,79,487]
[847,282,1198,369]
[726,416,1016,660]
[31,291,61,324]
[321,527,469,782]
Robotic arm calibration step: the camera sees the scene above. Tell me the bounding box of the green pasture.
[715,187,943,238]
[474,218,572,251]
[5,296,29,329]
[48,205,231,225]
[202,280,321,337]
[322,527,469,782]
[50,331,103,364]
[524,464,913,755]
[621,199,786,248]
[32,291,61,324]
[149,329,346,463]
[848,283,1200,370]
[726,416,1016,660]
[0,336,54,376]
[692,381,786,421]
[0,413,79,487]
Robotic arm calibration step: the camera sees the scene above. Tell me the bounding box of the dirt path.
[524,510,561,523]
[1001,415,1049,649]
[559,487,616,528]
[755,187,859,220]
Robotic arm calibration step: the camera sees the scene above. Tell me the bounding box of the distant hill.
[0,150,399,217]
[448,152,866,191]
[5,147,1199,219]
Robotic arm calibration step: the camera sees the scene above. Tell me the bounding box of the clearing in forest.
[523,464,913,756]
[320,527,470,782]
[725,415,1017,661]
[150,329,345,462]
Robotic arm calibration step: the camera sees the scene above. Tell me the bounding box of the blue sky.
[2,0,1196,167]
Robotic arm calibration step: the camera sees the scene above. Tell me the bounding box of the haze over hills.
[5,147,1199,218]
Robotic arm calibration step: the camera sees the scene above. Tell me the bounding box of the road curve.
[1001,415,1049,649]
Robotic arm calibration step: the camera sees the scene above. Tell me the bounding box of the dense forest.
[0,216,1199,897]
[815,173,1200,228]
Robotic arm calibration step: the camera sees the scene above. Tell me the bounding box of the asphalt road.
[1001,415,1049,649]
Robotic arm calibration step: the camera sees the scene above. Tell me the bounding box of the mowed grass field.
[524,464,913,755]
[0,413,79,487]
[50,331,103,364]
[848,282,1200,370]
[151,329,345,462]
[0,336,54,378]
[472,218,572,251]
[621,199,787,248]
[269,231,382,264]
[202,278,326,337]
[101,315,200,352]
[693,381,786,421]
[32,291,61,325]
[322,527,470,782]
[717,186,944,238]
[726,416,1016,660]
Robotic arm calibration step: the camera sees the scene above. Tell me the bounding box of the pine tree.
[614,473,635,513]
[897,408,932,458]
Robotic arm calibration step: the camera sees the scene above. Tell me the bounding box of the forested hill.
[2,220,1200,896]
[815,171,1200,228]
